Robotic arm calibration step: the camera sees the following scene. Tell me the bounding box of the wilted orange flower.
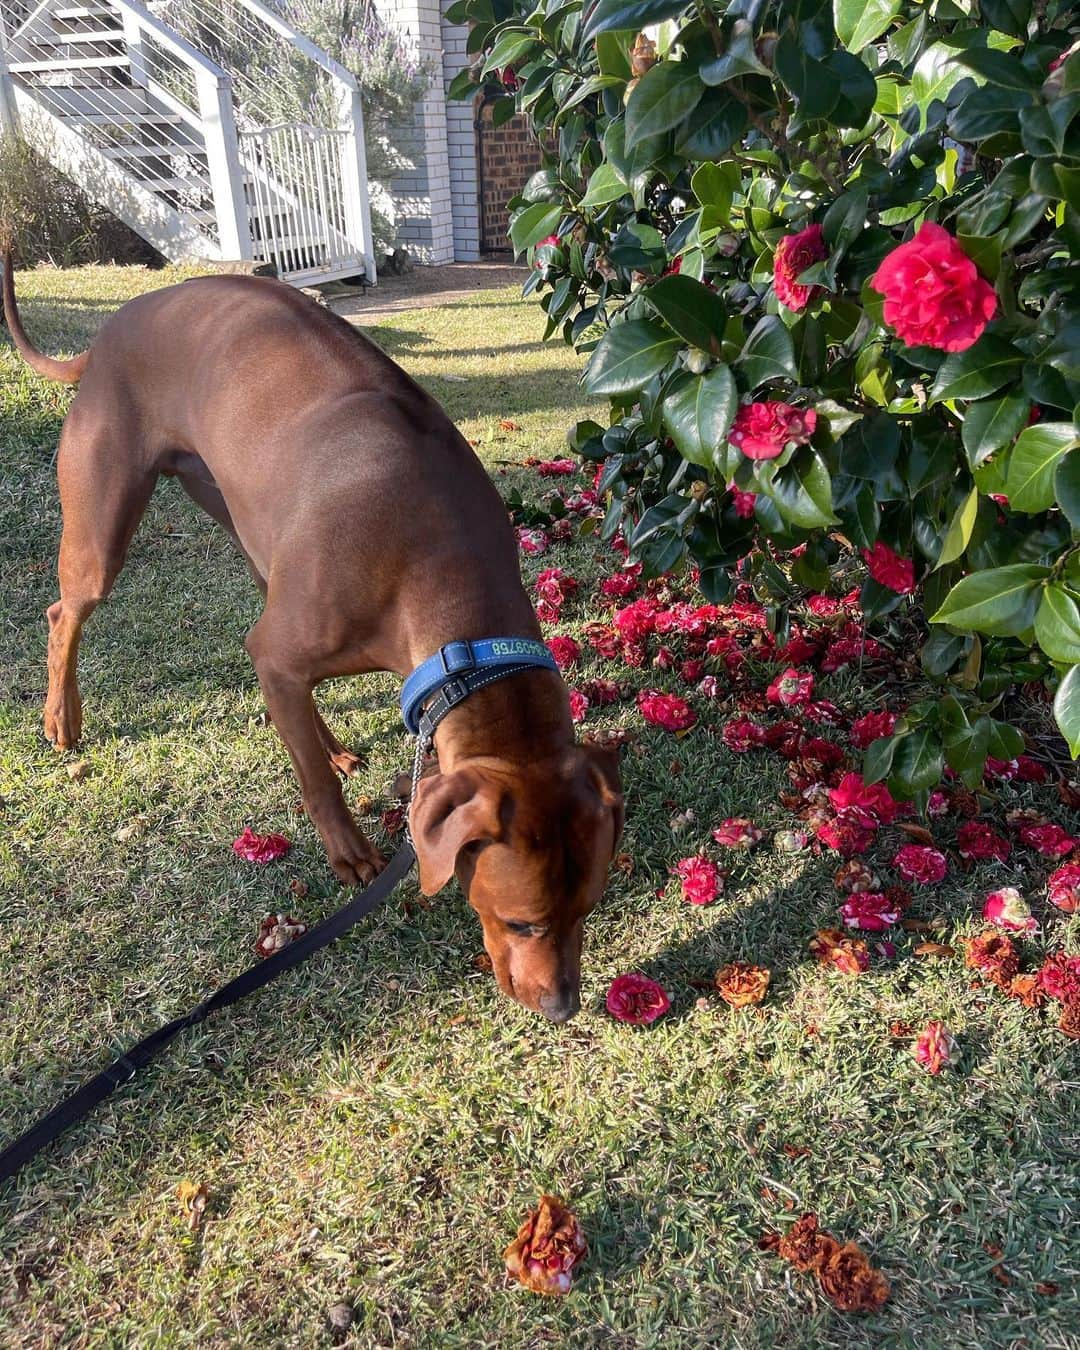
[715,961,771,1008]
[809,928,869,974]
[504,1194,587,1296]
[1008,973,1046,1009]
[777,1213,837,1272]
[1060,997,1080,1040]
[964,930,1020,988]
[816,1241,891,1312]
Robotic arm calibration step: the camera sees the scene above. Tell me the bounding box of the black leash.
[0,840,416,1184]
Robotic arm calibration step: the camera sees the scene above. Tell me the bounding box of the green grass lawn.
[1,264,1077,1348]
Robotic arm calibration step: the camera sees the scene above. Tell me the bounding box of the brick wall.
[477,103,544,253]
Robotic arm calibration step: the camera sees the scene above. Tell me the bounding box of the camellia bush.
[449,0,1080,799]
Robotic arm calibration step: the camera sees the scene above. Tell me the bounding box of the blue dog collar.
[400,637,558,736]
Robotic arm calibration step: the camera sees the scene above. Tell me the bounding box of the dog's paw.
[329,748,365,778]
[43,695,82,750]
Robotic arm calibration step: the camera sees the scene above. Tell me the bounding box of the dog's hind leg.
[44,402,156,749]
[245,606,384,886]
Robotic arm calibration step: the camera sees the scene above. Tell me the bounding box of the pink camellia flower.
[1019,821,1078,859]
[767,667,815,707]
[582,677,620,706]
[1047,860,1080,913]
[817,812,877,858]
[614,596,661,642]
[773,222,829,312]
[722,717,766,752]
[850,710,897,750]
[894,844,948,884]
[983,887,1037,933]
[673,855,724,906]
[568,689,589,724]
[713,817,765,850]
[730,486,757,519]
[914,1021,960,1075]
[546,635,580,670]
[829,772,901,825]
[957,820,1011,864]
[984,756,1019,781]
[606,972,671,1024]
[536,458,577,476]
[638,689,697,733]
[862,542,916,595]
[536,567,578,602]
[232,828,291,864]
[1038,951,1080,1003]
[840,892,902,931]
[806,594,842,617]
[728,402,817,461]
[870,221,997,352]
[516,526,549,555]
[600,565,642,599]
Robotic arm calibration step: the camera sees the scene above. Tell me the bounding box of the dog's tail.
[1,245,90,385]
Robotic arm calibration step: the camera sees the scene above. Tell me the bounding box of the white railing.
[0,0,375,283]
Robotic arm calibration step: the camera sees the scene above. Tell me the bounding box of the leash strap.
[0,841,416,1185]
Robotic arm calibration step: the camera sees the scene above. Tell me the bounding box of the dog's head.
[409,743,623,1022]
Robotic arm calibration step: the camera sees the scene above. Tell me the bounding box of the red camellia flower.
[914,1021,960,1075]
[767,667,815,707]
[614,596,661,642]
[1019,821,1078,858]
[870,221,997,352]
[816,812,877,858]
[722,717,766,752]
[568,689,589,724]
[606,972,671,1024]
[504,1194,587,1296]
[638,689,697,732]
[516,526,549,555]
[1038,951,1080,1003]
[861,542,916,595]
[728,402,817,461]
[773,222,829,312]
[840,892,902,932]
[828,772,901,825]
[730,486,757,518]
[600,565,642,599]
[850,710,897,750]
[983,887,1037,933]
[673,855,724,906]
[1047,860,1080,913]
[957,820,1011,864]
[546,635,580,669]
[713,817,765,850]
[582,676,620,706]
[536,458,577,476]
[232,828,291,863]
[894,844,947,884]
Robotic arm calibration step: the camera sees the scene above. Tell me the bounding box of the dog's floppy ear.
[581,742,625,847]
[409,767,505,895]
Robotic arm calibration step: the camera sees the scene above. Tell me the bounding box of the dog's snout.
[539,984,581,1024]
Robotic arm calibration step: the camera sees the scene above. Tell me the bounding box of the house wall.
[375,0,482,263]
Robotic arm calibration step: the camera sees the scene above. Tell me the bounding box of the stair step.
[9,54,129,71]
[137,175,209,192]
[72,111,184,124]
[53,5,119,16]
[42,28,125,42]
[103,143,204,158]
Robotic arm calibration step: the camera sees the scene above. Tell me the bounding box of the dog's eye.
[504,920,538,935]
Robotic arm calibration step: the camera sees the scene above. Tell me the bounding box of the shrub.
[0,134,159,266]
[450,0,1080,796]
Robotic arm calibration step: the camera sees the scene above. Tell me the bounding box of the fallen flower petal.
[504,1194,587,1296]
[233,828,291,864]
[809,928,869,975]
[914,1020,960,1074]
[714,961,771,1007]
[894,844,948,885]
[673,855,724,906]
[983,887,1037,933]
[606,972,671,1024]
[712,817,765,850]
[255,913,308,958]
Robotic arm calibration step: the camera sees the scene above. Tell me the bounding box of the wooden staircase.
[0,0,376,285]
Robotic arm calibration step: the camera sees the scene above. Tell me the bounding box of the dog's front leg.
[245,618,385,886]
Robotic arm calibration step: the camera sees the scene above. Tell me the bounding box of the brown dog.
[2,256,623,1022]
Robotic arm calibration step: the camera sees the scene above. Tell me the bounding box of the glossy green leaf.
[646,275,727,353]
[834,0,903,52]
[583,0,689,39]
[700,18,770,85]
[509,202,563,257]
[625,59,704,142]
[1055,450,1080,529]
[480,29,537,77]
[675,88,748,158]
[1053,664,1080,758]
[662,366,739,468]
[584,320,681,395]
[1006,424,1079,513]
[889,727,945,795]
[935,488,980,569]
[579,162,628,210]
[736,316,798,391]
[930,564,1049,636]
[961,394,1031,468]
[1034,585,1080,663]
[931,337,1024,403]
